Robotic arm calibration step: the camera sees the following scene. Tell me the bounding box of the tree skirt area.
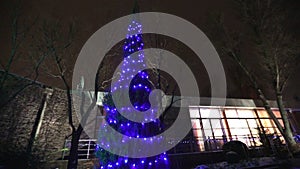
[194,157,300,169]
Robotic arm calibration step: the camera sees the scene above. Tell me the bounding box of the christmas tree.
[95,19,170,169]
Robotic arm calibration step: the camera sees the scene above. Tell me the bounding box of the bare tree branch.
[207,0,300,153]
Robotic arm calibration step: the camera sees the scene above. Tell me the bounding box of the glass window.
[273,110,282,118]
[210,119,222,129]
[188,106,283,153]
[192,129,202,138]
[278,119,284,127]
[191,119,201,129]
[201,119,211,129]
[257,109,282,118]
[189,107,200,118]
[264,127,276,134]
[250,128,259,135]
[251,135,263,146]
[213,128,224,136]
[247,119,259,128]
[224,109,238,118]
[260,119,274,127]
[227,119,248,128]
[200,108,222,118]
[195,138,205,151]
[204,129,213,137]
[247,119,260,134]
[237,109,256,118]
[230,128,251,136]
[257,110,269,118]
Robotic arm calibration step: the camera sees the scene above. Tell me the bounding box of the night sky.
[0,0,299,107]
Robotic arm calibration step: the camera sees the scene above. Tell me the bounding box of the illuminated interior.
[189,106,283,151]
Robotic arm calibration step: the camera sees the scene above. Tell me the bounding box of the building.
[0,70,300,168]
[1,1,300,168]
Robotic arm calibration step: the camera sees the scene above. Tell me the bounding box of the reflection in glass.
[225,109,238,118]
[191,119,201,129]
[200,108,222,118]
[237,109,256,118]
[189,107,200,118]
[189,107,283,152]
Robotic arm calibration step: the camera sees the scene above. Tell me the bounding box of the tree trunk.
[67,125,83,169]
[25,91,48,168]
[256,89,284,135]
[229,52,285,136]
[276,93,300,153]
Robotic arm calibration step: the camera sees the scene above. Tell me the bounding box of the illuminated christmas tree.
[95,19,170,169]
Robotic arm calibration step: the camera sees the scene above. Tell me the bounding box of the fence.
[62,139,97,160]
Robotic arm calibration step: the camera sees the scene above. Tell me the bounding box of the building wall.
[0,84,45,155]
[1,74,299,168]
[34,88,75,162]
[0,78,79,168]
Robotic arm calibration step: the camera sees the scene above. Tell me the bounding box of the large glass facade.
[189,106,284,151]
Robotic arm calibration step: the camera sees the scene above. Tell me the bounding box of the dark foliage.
[222,140,249,161]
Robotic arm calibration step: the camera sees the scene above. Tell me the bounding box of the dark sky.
[0,0,299,107]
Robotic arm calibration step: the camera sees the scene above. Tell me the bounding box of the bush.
[222,141,249,163]
[225,151,240,163]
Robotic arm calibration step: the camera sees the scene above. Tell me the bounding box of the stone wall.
[1,72,300,169]
[0,74,80,168]
[34,88,73,163]
[0,84,45,153]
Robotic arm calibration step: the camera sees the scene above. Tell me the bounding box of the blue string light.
[96,19,170,169]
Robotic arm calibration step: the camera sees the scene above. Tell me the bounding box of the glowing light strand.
[96,20,169,169]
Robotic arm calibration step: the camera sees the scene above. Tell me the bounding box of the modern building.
[1,1,300,168]
[1,66,300,169]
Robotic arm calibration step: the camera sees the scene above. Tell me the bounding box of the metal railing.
[61,134,290,160]
[62,139,97,160]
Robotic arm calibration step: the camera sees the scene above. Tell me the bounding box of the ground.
[195,157,300,169]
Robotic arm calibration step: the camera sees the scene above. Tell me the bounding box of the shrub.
[222,140,249,163]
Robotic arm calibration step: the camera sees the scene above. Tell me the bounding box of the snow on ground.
[194,157,300,169]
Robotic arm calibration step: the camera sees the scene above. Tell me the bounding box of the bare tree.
[144,34,181,124]
[0,2,58,168]
[207,0,300,154]
[35,20,100,169]
[0,0,42,108]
